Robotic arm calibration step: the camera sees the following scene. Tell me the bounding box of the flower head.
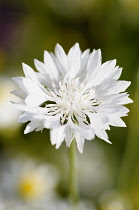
[12,43,132,153]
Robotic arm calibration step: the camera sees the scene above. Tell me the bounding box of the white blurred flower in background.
[0,157,59,209]
[0,199,29,210]
[0,76,21,134]
[0,156,97,210]
[100,190,133,210]
[0,197,96,210]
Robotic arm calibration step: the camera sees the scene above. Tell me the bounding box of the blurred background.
[0,0,139,209]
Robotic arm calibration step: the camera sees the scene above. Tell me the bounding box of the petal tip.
[107,140,112,144]
[24,130,28,134]
[22,62,26,66]
[55,43,61,49]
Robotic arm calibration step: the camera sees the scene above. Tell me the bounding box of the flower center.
[18,171,46,200]
[42,78,99,126]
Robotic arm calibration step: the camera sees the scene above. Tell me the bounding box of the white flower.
[12,43,132,153]
[0,195,96,210]
[100,191,132,210]
[0,158,58,201]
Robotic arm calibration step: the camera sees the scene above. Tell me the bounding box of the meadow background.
[0,0,139,209]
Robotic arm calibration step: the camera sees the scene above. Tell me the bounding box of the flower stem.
[69,139,79,208]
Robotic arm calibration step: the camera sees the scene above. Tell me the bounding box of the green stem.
[69,139,79,208]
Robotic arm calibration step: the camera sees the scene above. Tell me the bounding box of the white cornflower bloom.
[12,43,132,153]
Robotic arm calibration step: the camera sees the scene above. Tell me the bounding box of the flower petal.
[75,131,85,153]
[95,129,112,144]
[67,43,81,80]
[87,49,101,76]
[11,102,45,113]
[55,43,68,72]
[65,126,73,147]
[50,126,66,148]
[25,92,47,106]
[12,77,44,95]
[11,89,27,99]
[106,81,131,95]
[44,50,59,80]
[24,121,41,134]
[18,112,34,123]
[108,115,126,127]
[22,63,39,84]
[34,59,46,73]
[87,59,116,88]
